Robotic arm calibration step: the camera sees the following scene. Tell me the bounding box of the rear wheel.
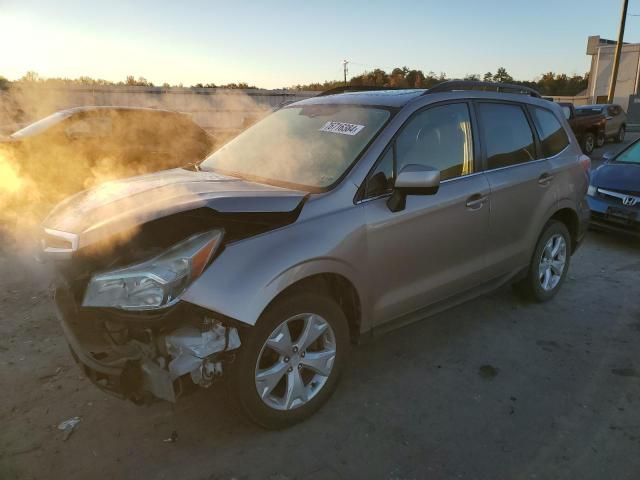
[227,292,350,429]
[582,132,595,154]
[596,132,606,148]
[615,125,626,143]
[514,220,571,302]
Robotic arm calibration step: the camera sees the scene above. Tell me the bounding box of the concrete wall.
[0,85,318,135]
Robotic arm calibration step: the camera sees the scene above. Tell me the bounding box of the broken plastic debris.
[163,430,178,443]
[57,416,81,440]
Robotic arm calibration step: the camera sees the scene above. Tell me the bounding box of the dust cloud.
[0,84,273,254]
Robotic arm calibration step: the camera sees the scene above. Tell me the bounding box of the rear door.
[363,101,491,327]
[476,101,557,277]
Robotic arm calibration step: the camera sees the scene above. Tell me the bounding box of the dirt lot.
[1,144,640,479]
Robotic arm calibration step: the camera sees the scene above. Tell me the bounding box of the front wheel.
[226,292,350,429]
[514,220,571,302]
[582,132,595,154]
[615,126,626,143]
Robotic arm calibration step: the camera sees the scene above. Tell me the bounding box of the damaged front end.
[56,285,241,403]
[49,220,246,403]
[40,168,306,404]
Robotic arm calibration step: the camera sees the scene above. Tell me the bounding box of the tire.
[226,291,350,429]
[514,220,572,302]
[596,132,605,148]
[581,132,595,154]
[615,125,626,143]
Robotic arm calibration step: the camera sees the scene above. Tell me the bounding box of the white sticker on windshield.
[319,121,365,136]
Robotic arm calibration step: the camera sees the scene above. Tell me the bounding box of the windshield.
[200,105,391,190]
[575,107,603,117]
[615,141,640,164]
[10,111,73,139]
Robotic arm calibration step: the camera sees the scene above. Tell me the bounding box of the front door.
[363,102,491,327]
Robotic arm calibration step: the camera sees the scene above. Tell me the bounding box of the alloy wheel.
[255,313,336,411]
[538,234,567,291]
[584,135,594,153]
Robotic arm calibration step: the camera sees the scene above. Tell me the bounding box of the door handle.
[538,173,554,186]
[466,193,488,210]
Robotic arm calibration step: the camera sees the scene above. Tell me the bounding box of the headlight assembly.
[83,230,223,310]
[587,185,597,197]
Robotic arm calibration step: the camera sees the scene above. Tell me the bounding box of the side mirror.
[602,151,615,163]
[387,164,440,212]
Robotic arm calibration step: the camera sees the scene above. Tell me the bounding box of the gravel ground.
[1,144,639,480]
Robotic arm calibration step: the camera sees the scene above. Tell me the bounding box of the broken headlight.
[83,230,223,310]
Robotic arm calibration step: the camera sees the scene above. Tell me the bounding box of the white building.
[586,35,640,110]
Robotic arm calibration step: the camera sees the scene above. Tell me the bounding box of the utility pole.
[608,0,629,103]
[343,60,349,86]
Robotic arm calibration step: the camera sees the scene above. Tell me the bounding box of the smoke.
[0,84,275,254]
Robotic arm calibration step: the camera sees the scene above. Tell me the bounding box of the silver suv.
[42,81,590,429]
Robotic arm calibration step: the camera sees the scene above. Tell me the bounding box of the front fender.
[181,204,369,328]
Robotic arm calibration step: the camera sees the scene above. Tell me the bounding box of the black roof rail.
[425,80,542,98]
[318,85,411,96]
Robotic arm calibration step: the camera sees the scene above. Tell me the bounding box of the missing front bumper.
[55,284,241,404]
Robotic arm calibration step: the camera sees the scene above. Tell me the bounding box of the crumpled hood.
[592,162,640,192]
[42,168,307,249]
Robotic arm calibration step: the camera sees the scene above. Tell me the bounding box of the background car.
[575,104,627,145]
[588,139,640,236]
[558,102,606,154]
[0,106,214,220]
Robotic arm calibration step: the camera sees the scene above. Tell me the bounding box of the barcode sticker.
[319,121,365,136]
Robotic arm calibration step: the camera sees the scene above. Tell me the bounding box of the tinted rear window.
[477,103,535,169]
[531,107,569,158]
[576,107,603,116]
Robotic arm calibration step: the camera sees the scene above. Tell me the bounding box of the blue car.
[588,140,640,236]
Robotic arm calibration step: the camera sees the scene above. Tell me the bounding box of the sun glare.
[0,152,24,194]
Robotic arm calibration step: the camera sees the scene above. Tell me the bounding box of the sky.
[0,0,638,89]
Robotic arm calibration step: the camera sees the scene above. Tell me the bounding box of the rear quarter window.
[576,107,602,116]
[530,107,569,158]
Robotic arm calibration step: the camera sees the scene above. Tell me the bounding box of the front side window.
[531,107,569,158]
[65,114,113,139]
[395,103,474,180]
[477,103,535,169]
[200,105,391,190]
[364,147,394,198]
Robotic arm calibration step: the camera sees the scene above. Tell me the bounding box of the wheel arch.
[262,273,363,344]
[548,207,579,254]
